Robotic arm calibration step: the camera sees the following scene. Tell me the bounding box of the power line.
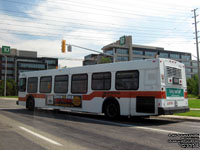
[0,0,193,22]
[1,21,193,38]
[0,26,194,41]
[0,1,195,47]
[0,29,194,44]
[48,0,193,13]
[0,9,193,32]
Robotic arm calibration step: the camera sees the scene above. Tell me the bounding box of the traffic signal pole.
[61,41,115,62]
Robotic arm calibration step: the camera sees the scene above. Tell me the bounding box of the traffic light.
[61,40,66,53]
[67,45,72,52]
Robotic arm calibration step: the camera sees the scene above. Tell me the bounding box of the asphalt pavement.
[0,98,200,150]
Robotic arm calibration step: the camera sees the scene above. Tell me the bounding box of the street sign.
[2,46,10,54]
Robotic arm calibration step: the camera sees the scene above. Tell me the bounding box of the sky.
[0,0,200,67]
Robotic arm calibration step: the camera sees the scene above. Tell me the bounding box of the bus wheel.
[104,102,120,120]
[27,97,35,111]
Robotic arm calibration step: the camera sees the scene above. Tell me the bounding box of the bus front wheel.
[104,102,120,120]
[26,97,35,111]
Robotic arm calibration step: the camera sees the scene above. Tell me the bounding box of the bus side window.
[92,72,111,90]
[28,77,38,93]
[19,78,26,92]
[54,75,68,93]
[71,74,88,94]
[115,70,139,90]
[40,76,52,93]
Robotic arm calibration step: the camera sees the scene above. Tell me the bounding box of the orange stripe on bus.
[18,91,187,102]
[18,94,46,102]
[184,92,187,98]
[82,91,166,101]
[18,97,26,101]
[30,94,46,98]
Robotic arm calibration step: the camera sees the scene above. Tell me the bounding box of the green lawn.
[175,110,200,117]
[173,98,200,117]
[0,96,18,98]
[187,94,198,99]
[188,99,200,108]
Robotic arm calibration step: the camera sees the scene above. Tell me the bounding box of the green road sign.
[2,46,10,54]
[166,88,184,97]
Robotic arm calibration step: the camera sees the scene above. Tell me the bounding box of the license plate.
[166,88,184,97]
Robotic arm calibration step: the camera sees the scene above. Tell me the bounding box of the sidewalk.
[0,97,18,101]
[190,108,200,110]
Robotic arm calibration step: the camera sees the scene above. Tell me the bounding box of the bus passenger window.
[116,70,139,90]
[92,72,111,90]
[54,75,68,93]
[19,78,26,92]
[71,74,88,94]
[28,77,38,93]
[40,76,52,93]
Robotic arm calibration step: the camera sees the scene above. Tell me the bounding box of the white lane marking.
[132,126,185,134]
[73,116,185,134]
[19,126,63,146]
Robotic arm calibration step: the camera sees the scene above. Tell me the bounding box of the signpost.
[1,46,10,96]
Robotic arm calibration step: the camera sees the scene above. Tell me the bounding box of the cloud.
[0,0,200,68]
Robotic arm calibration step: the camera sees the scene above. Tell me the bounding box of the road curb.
[159,115,200,122]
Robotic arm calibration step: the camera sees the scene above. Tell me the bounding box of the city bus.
[17,58,189,119]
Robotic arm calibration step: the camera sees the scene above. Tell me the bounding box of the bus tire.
[103,100,120,120]
[26,97,35,111]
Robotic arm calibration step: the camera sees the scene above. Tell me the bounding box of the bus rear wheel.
[27,97,35,111]
[104,102,120,120]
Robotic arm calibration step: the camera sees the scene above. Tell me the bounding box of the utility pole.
[192,8,200,98]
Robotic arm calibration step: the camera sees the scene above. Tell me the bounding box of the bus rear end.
[158,59,189,115]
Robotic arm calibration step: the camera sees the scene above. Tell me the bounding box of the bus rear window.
[19,78,26,92]
[116,70,139,90]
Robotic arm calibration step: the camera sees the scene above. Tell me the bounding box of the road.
[0,99,200,150]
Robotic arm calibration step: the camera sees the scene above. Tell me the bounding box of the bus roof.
[19,58,183,77]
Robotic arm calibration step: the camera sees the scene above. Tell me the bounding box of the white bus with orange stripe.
[17,58,189,119]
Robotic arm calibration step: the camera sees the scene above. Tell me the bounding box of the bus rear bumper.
[158,106,190,115]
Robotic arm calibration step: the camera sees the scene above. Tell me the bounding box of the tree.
[0,79,17,96]
[99,56,112,64]
[187,74,198,96]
